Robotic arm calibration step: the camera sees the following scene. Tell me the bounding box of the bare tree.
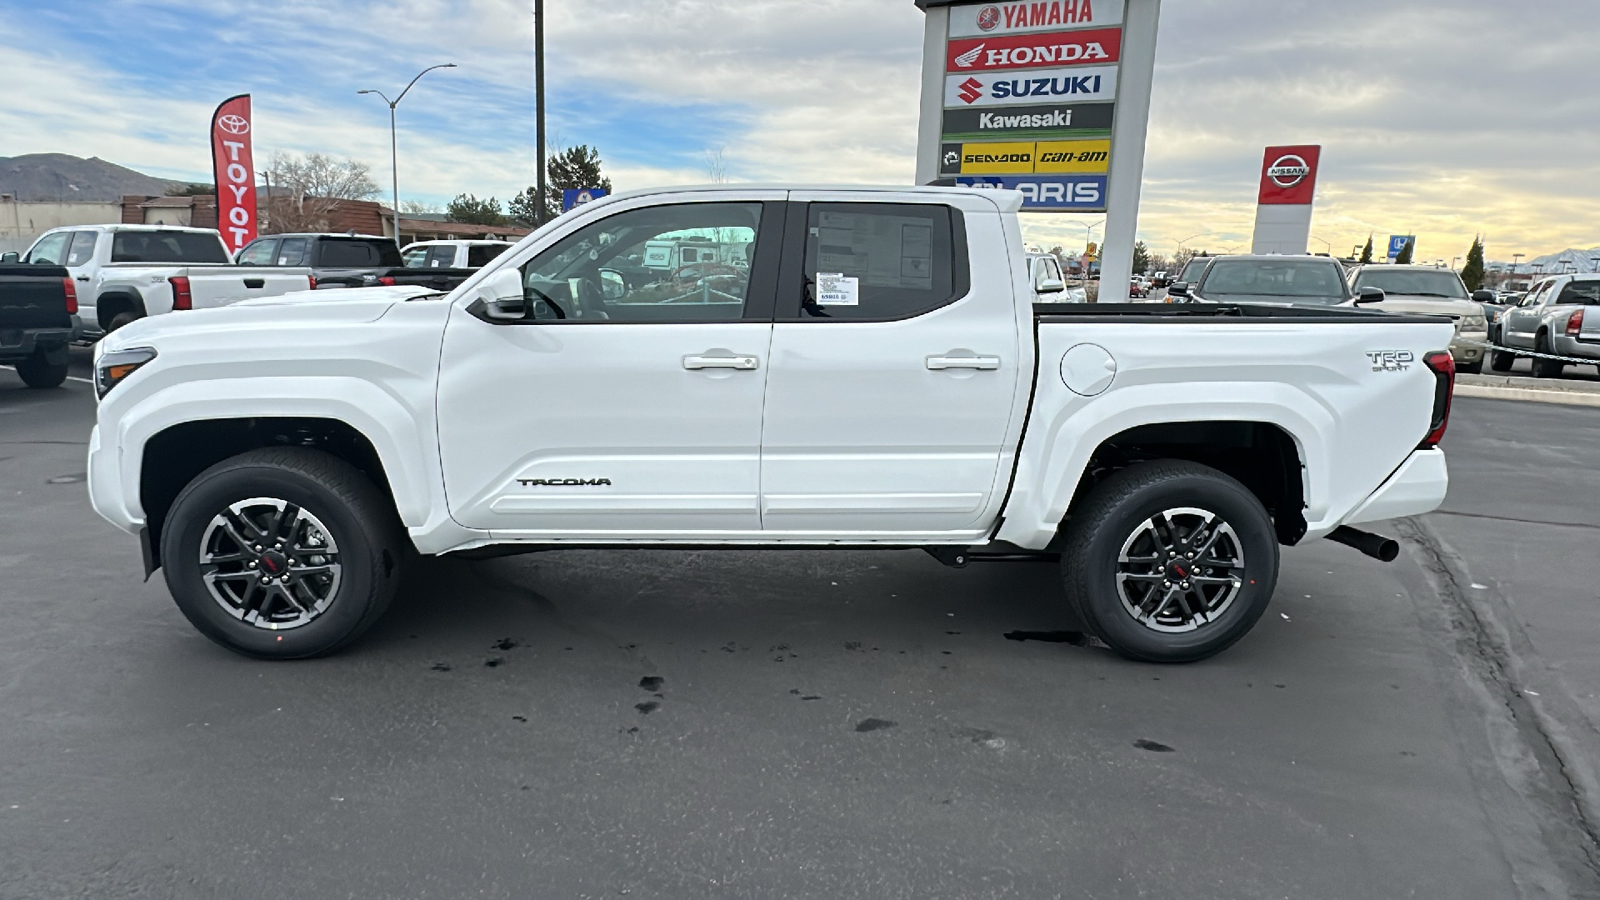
[704,147,728,183]
[400,200,441,215]
[264,151,380,233]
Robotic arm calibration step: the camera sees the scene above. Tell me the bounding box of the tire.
[1489,348,1515,372]
[14,350,68,388]
[107,310,141,332]
[160,447,403,659]
[1061,460,1280,664]
[1531,332,1565,379]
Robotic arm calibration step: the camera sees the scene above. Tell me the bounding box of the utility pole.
[534,0,547,226]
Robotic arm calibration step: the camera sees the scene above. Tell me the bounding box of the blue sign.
[953,175,1107,211]
[1387,235,1414,260]
[562,188,608,212]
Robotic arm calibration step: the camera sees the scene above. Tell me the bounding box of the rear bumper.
[1339,448,1449,527]
[1551,333,1600,362]
[0,326,73,363]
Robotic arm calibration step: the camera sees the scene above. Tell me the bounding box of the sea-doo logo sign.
[945,66,1117,108]
[518,478,613,487]
[946,28,1121,72]
[1267,154,1309,188]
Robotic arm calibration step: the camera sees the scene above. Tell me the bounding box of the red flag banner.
[210,94,258,253]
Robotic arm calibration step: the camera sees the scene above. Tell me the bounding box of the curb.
[1456,373,1600,408]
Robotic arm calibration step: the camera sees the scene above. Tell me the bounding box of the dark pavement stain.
[845,641,862,650]
[802,695,821,701]
[511,715,527,723]
[627,727,639,734]
[954,727,997,743]
[430,663,452,672]
[484,657,505,668]
[855,718,896,733]
[492,638,519,651]
[946,631,962,635]
[639,676,664,691]
[635,701,660,715]
[1003,630,1087,645]
[1134,739,1175,752]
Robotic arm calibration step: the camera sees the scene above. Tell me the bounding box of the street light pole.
[534,0,547,226]
[359,62,457,246]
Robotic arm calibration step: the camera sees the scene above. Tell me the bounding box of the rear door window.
[466,244,509,267]
[65,231,99,266]
[316,240,385,267]
[791,203,964,321]
[427,246,457,267]
[276,238,309,266]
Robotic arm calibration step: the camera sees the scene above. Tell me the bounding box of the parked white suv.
[89,185,1456,664]
[8,225,311,336]
[401,239,513,270]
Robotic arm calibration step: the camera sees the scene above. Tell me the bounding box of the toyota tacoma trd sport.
[87,186,1457,664]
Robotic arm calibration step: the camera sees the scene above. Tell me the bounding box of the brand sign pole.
[914,0,1159,303]
[1249,144,1322,255]
[210,94,258,255]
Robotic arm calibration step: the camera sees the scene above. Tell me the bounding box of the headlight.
[1462,316,1486,330]
[96,347,157,398]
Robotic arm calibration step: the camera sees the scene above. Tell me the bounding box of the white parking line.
[67,376,94,385]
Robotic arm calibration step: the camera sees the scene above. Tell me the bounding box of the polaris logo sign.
[944,66,1118,107]
[955,175,1107,210]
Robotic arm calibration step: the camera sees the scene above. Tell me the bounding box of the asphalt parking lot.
[3,350,1598,900]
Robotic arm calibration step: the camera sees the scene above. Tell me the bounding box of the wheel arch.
[96,289,146,331]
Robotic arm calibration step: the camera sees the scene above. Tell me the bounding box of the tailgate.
[1581,305,1600,341]
[0,265,72,330]
[189,267,313,309]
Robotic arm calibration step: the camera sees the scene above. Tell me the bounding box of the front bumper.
[1450,331,1487,364]
[1341,449,1449,527]
[87,425,142,536]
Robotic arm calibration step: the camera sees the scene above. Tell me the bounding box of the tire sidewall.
[162,463,381,659]
[1076,472,1279,662]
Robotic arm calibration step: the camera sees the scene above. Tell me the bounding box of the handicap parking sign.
[562,188,608,212]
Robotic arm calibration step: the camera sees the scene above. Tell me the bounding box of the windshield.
[1199,260,1348,304]
[1353,268,1468,299]
[110,231,229,264]
[1179,258,1212,283]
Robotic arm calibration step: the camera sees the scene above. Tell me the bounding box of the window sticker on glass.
[816,272,860,306]
[814,211,934,290]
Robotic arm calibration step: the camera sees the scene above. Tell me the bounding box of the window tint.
[236,239,277,266]
[111,231,229,263]
[466,244,509,268]
[276,238,308,266]
[26,232,71,265]
[1200,260,1347,303]
[427,246,457,267]
[316,239,401,268]
[1179,257,1212,283]
[798,203,960,320]
[1352,269,1468,299]
[517,202,762,323]
[402,247,430,267]
[1556,280,1600,306]
[65,231,98,266]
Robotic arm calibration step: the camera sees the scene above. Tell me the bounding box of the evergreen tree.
[446,194,505,226]
[1360,235,1374,264]
[1395,238,1415,265]
[510,144,614,225]
[1461,235,1486,291]
[1131,241,1150,275]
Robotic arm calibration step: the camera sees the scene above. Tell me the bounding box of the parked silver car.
[1491,274,1600,377]
[1345,265,1491,373]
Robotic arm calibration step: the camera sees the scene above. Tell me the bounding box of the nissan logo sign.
[218,114,251,135]
[1267,154,1309,188]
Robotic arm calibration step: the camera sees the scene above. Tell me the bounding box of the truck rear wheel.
[1531,333,1565,378]
[1061,461,1279,663]
[15,349,68,388]
[160,448,403,659]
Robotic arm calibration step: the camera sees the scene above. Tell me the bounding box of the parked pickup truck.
[88,186,1457,664]
[1490,274,1600,377]
[4,225,312,337]
[236,233,478,292]
[0,264,78,388]
[402,239,513,269]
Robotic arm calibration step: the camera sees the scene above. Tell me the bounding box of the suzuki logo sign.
[958,77,985,104]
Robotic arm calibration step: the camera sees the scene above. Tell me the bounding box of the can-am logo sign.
[1267,154,1309,188]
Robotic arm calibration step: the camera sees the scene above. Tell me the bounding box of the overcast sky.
[3,0,1597,262]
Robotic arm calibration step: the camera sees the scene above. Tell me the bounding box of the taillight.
[308,275,317,290]
[61,278,78,316]
[1420,350,1455,448]
[1568,308,1585,336]
[169,275,192,311]
[378,276,397,286]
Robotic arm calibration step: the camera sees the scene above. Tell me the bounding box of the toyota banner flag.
[210,94,258,253]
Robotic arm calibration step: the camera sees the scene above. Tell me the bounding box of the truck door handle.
[683,355,758,370]
[75,276,90,282]
[243,278,265,288]
[926,355,1000,370]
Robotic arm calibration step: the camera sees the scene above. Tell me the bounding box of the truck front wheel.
[1062,461,1279,663]
[160,448,403,659]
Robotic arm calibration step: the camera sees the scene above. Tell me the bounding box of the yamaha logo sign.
[1267,154,1310,188]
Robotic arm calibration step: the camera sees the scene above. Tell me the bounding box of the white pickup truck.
[10,224,312,337]
[87,186,1457,664]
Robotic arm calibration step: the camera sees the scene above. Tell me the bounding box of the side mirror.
[599,268,627,300]
[1470,289,1497,304]
[1167,282,1189,298]
[477,266,529,321]
[1355,287,1386,305]
[0,252,18,264]
[1036,274,1065,295]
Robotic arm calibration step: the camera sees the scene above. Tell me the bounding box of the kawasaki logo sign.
[942,103,1116,139]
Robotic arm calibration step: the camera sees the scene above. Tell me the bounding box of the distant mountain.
[0,153,188,202]
[1526,247,1600,275]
